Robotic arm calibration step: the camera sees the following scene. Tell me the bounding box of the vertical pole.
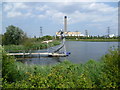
[64,16,67,54]
[39,53,40,58]
[55,35,56,40]
[40,27,43,37]
[108,27,110,38]
[85,30,88,37]
[47,42,49,53]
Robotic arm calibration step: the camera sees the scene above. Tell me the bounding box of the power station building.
[56,16,85,37]
[56,31,84,36]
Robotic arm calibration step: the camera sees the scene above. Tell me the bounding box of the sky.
[2,1,118,37]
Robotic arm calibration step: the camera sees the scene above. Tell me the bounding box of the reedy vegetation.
[3,40,60,52]
[2,48,119,88]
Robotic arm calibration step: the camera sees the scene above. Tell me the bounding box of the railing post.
[39,53,40,58]
[23,50,25,58]
[30,50,31,58]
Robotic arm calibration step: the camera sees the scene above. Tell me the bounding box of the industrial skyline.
[2,2,118,37]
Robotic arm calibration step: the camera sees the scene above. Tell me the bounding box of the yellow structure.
[56,31,82,36]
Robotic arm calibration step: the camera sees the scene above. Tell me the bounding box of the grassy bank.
[3,40,60,52]
[67,39,119,42]
[2,48,119,88]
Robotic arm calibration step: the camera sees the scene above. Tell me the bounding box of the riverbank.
[2,48,119,88]
[67,39,119,42]
[3,40,60,52]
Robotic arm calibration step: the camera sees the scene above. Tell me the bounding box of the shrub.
[2,51,18,82]
[99,50,119,88]
[2,49,119,88]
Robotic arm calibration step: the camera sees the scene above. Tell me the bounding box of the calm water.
[18,41,118,65]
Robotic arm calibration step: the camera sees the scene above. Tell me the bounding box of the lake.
[18,41,118,65]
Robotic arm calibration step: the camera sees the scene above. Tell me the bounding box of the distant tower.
[85,30,88,37]
[40,27,43,37]
[64,16,67,32]
[107,27,110,37]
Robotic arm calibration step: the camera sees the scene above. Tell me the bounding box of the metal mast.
[85,30,88,37]
[107,27,110,37]
[40,27,43,37]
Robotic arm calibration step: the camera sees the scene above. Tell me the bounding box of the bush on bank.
[2,48,119,88]
[3,40,60,52]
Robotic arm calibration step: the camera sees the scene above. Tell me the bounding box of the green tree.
[3,25,27,45]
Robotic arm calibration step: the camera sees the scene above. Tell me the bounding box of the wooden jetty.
[6,31,71,57]
[7,52,67,57]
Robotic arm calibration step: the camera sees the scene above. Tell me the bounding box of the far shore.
[66,39,119,42]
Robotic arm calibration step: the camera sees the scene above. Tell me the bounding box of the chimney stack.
[64,16,67,32]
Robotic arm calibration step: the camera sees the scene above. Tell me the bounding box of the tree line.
[1,25,54,45]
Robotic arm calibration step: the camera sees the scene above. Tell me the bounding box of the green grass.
[3,45,25,52]
[3,40,60,52]
[67,39,119,42]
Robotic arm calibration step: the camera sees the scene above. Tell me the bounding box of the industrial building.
[56,16,85,37]
[56,31,85,36]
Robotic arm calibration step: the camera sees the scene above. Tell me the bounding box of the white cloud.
[41,2,117,25]
[7,11,22,17]
[24,12,34,17]
[3,3,30,17]
[13,3,28,9]
[3,3,13,11]
[35,5,49,11]
[87,3,117,13]
[3,3,28,11]
[37,14,46,18]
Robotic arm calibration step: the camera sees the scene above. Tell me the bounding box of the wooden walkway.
[7,52,67,57]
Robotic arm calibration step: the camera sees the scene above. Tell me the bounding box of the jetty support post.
[23,50,25,58]
[39,53,40,58]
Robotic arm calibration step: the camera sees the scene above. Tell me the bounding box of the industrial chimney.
[64,16,67,32]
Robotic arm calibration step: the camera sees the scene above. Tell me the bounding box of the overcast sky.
[2,1,118,37]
